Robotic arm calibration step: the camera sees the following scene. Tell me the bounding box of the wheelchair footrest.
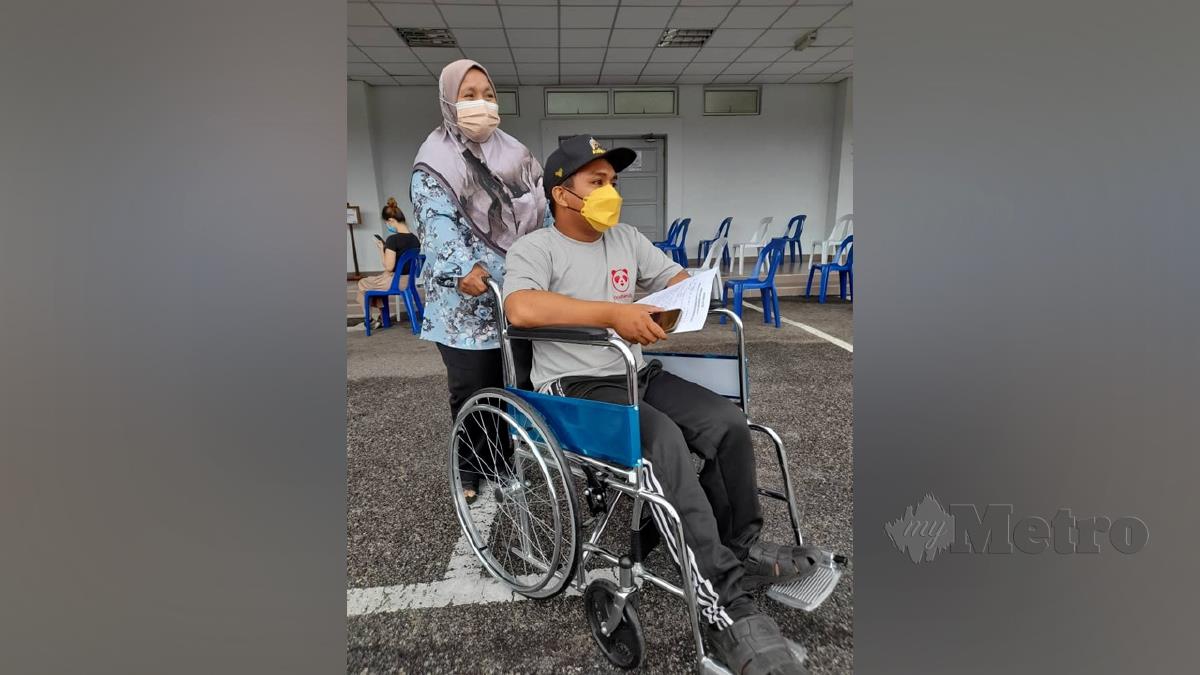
[765,549,845,612]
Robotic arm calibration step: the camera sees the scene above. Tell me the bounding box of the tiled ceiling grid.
[348,1,852,87]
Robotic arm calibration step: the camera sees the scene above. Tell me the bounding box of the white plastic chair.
[731,217,774,276]
[809,214,853,275]
[689,235,728,299]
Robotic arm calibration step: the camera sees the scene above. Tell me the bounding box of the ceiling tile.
[676,75,716,84]
[517,62,558,75]
[678,0,736,6]
[639,75,679,84]
[360,76,398,86]
[705,29,761,48]
[605,47,654,62]
[510,47,558,62]
[813,27,853,46]
[561,48,607,62]
[721,62,768,75]
[507,29,557,48]
[720,7,787,29]
[598,75,636,85]
[753,29,808,48]
[761,62,805,76]
[374,4,444,28]
[649,47,700,63]
[453,29,510,48]
[496,0,555,5]
[460,47,514,62]
[752,74,794,83]
[713,74,752,83]
[562,74,600,85]
[825,46,852,61]
[737,47,788,62]
[493,73,521,84]
[789,73,829,84]
[371,0,432,3]
[382,62,432,76]
[348,26,406,46]
[602,62,645,75]
[561,63,602,75]
[825,73,850,82]
[608,29,662,48]
[827,6,853,28]
[440,5,503,28]
[725,0,789,4]
[361,46,420,62]
[777,46,834,62]
[802,60,850,74]
[348,62,388,77]
[615,6,674,29]
[561,0,618,5]
[413,47,465,63]
[669,7,731,29]
[642,62,685,75]
[348,45,372,62]
[395,74,439,85]
[499,5,558,29]
[621,0,677,5]
[438,0,497,4]
[348,3,387,26]
[774,6,842,29]
[522,75,561,85]
[561,29,611,48]
[562,7,617,28]
[693,47,746,62]
[483,62,517,75]
[682,62,726,75]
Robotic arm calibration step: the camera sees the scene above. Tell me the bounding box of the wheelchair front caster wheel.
[584,579,645,669]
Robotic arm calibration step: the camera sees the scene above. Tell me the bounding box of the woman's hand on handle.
[457,263,491,297]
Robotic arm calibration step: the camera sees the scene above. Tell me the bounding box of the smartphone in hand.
[649,308,682,333]
[373,234,385,243]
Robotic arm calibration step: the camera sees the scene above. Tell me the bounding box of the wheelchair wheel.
[449,388,579,599]
[584,579,645,669]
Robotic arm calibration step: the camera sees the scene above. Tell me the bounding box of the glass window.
[545,90,609,116]
[613,89,676,115]
[496,90,519,116]
[704,88,761,115]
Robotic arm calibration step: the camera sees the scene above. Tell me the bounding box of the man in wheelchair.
[502,135,824,675]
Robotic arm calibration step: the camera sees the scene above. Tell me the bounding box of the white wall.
[349,82,847,270]
[825,77,854,240]
[347,80,383,273]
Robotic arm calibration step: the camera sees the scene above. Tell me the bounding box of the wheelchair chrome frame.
[486,279,807,668]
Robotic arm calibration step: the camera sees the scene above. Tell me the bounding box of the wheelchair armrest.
[507,325,611,343]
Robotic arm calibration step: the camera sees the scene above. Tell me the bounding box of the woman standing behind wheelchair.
[410,60,542,503]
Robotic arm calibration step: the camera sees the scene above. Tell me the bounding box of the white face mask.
[455,99,500,143]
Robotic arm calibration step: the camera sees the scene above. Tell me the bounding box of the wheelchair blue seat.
[507,387,641,468]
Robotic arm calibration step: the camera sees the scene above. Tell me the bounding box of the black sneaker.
[741,541,820,591]
[707,613,808,675]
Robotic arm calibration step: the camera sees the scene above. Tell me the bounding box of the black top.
[385,232,420,274]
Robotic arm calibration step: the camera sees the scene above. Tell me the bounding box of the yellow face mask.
[565,184,623,233]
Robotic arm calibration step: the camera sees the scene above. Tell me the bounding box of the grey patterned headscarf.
[412,60,546,255]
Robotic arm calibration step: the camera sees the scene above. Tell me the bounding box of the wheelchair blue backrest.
[507,387,642,468]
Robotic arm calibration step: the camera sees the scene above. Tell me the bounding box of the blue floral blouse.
[411,169,552,350]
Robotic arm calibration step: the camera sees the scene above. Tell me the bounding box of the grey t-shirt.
[502,223,685,392]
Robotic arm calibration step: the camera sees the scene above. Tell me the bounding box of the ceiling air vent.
[657,28,713,48]
[396,27,458,48]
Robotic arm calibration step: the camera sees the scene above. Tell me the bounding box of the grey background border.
[855,0,1200,672]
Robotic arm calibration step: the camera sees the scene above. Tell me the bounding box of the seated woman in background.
[357,197,421,330]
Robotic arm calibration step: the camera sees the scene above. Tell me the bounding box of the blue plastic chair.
[364,250,424,335]
[652,218,680,249]
[783,214,806,264]
[657,218,690,267]
[697,217,732,270]
[722,237,786,327]
[805,235,853,303]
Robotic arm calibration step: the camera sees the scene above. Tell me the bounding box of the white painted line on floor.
[347,487,618,617]
[741,301,854,353]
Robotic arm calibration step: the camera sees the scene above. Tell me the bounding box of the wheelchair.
[447,280,847,673]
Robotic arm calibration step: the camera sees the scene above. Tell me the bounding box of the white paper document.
[637,267,720,333]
